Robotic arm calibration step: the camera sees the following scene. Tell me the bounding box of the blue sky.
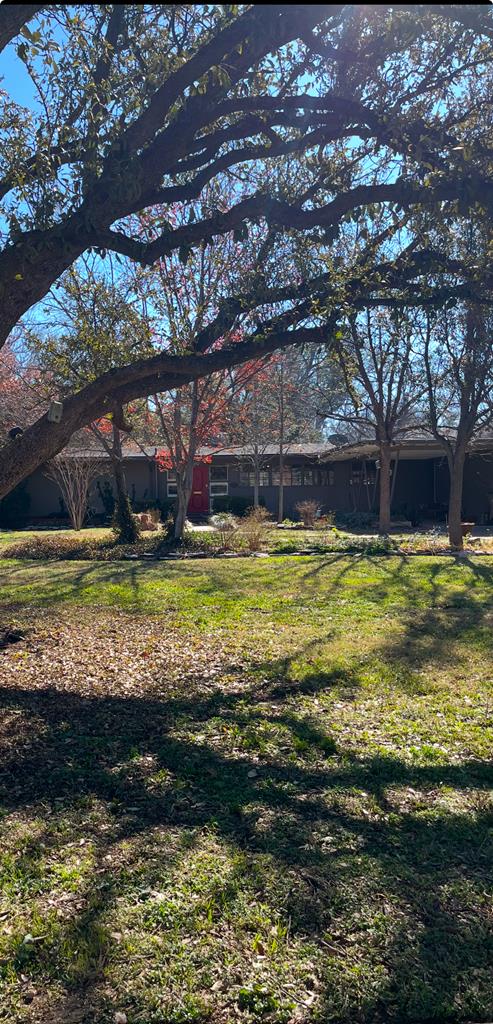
[1,40,42,108]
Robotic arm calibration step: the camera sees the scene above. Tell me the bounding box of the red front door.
[187,464,209,515]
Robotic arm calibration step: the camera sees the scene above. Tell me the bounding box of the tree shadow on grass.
[0,554,492,1020]
[0,673,492,1023]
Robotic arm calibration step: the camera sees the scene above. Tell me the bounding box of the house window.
[210,465,228,496]
[292,467,303,486]
[167,470,177,497]
[319,468,335,486]
[239,467,269,487]
[351,461,364,485]
[272,467,291,485]
[304,468,314,486]
[240,467,254,486]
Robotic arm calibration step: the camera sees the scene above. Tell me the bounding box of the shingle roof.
[64,435,493,461]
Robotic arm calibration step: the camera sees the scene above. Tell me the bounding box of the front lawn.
[0,554,492,1022]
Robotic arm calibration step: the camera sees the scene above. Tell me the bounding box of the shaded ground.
[0,555,492,1023]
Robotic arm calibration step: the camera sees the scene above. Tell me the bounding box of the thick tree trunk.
[447,449,466,550]
[378,443,392,534]
[173,487,188,541]
[174,464,194,541]
[0,5,45,52]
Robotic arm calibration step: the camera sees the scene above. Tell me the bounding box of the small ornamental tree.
[45,454,98,531]
[154,379,217,541]
[153,366,259,540]
[141,201,262,540]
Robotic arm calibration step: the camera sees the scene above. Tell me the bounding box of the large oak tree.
[0,4,492,497]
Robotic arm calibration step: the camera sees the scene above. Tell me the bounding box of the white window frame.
[210,465,228,496]
[167,469,177,498]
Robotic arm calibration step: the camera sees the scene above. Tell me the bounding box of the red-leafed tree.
[137,194,275,539]
[153,376,227,540]
[0,342,45,439]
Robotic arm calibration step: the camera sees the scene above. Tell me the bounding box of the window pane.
[167,470,176,483]
[240,468,254,486]
[319,468,335,486]
[304,469,314,485]
[210,466,227,482]
[210,482,228,495]
[167,484,177,497]
[272,467,291,485]
[259,470,269,486]
[292,467,303,486]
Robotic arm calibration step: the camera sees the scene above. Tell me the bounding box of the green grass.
[0,554,492,1022]
[0,527,113,545]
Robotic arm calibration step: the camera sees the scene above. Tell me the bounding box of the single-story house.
[16,437,493,526]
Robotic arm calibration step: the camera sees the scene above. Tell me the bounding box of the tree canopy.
[0,4,492,496]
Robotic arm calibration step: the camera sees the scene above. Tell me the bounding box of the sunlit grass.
[0,554,492,1022]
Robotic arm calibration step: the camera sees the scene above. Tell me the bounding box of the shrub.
[238,505,271,551]
[112,493,140,544]
[209,512,238,549]
[183,528,222,554]
[3,535,95,560]
[295,500,320,528]
[3,533,166,562]
[45,455,98,531]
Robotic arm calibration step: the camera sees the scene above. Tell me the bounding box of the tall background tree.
[319,308,425,534]
[423,303,493,549]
